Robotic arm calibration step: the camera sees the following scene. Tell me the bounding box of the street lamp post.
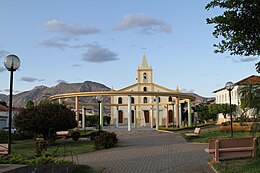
[4,54,20,155]
[225,81,234,138]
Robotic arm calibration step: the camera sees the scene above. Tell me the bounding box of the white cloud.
[72,64,83,67]
[56,79,68,84]
[20,77,45,82]
[44,20,100,37]
[0,50,10,59]
[39,37,71,49]
[233,57,258,63]
[82,44,119,63]
[115,14,171,34]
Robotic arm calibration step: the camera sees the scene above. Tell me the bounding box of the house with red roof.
[213,75,260,124]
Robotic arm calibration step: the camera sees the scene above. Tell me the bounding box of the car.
[2,127,17,134]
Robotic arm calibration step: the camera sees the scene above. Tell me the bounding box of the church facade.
[110,55,182,127]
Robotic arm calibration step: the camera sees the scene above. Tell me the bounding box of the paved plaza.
[70,127,215,173]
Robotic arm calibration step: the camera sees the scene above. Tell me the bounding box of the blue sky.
[0,0,259,97]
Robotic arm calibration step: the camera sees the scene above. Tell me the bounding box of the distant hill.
[0,81,214,108]
[0,81,111,107]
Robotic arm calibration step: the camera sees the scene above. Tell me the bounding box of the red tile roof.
[0,104,9,111]
[235,75,260,85]
[213,75,260,93]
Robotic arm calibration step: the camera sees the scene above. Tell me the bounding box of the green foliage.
[35,139,48,156]
[0,130,8,143]
[208,103,221,115]
[219,103,237,118]
[103,116,111,125]
[26,100,34,108]
[90,131,118,149]
[256,61,260,73]
[32,155,56,165]
[71,131,81,141]
[221,121,231,126]
[0,155,29,164]
[239,83,260,119]
[213,157,260,173]
[159,122,215,131]
[14,101,77,139]
[206,0,260,73]
[194,103,216,120]
[86,115,99,127]
[205,0,260,57]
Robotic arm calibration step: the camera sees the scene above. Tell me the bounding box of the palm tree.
[239,83,260,120]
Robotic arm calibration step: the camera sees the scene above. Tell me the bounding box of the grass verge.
[182,129,260,143]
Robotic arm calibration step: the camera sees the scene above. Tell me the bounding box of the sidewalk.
[70,127,215,173]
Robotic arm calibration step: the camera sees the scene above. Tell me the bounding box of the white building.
[213,75,260,124]
[0,104,9,128]
[110,55,192,127]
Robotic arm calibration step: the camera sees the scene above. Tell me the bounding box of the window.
[118,97,122,104]
[168,96,172,102]
[143,97,148,103]
[131,97,135,104]
[143,73,147,82]
[143,87,147,92]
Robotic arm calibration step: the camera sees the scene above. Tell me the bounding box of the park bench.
[185,127,201,137]
[0,144,8,155]
[205,137,257,163]
[56,131,69,139]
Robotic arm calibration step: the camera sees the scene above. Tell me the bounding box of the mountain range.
[0,81,213,107]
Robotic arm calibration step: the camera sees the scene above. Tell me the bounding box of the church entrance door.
[144,110,149,123]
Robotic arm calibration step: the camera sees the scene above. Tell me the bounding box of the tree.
[208,103,221,115]
[194,103,214,120]
[26,100,34,108]
[206,0,260,72]
[14,101,77,139]
[239,83,260,119]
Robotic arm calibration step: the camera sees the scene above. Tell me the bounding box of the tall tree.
[206,0,260,72]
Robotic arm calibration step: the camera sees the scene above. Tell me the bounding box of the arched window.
[143,87,147,92]
[168,96,172,102]
[131,97,135,104]
[158,97,161,102]
[118,97,122,104]
[143,97,148,103]
[143,73,147,82]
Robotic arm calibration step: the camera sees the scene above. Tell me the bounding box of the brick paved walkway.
[71,127,215,173]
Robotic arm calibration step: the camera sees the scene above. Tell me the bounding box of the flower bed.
[219,125,252,131]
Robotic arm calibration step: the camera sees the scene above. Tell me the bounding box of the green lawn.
[12,139,95,159]
[182,129,260,143]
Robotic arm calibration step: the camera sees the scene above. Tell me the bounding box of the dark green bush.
[71,131,81,141]
[86,115,99,127]
[93,131,118,149]
[89,131,105,140]
[221,121,231,126]
[103,116,111,126]
[0,130,8,143]
[35,139,48,156]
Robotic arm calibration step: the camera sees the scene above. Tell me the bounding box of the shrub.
[0,130,8,143]
[71,131,81,141]
[93,131,118,149]
[103,116,111,126]
[35,139,48,156]
[221,121,230,126]
[86,115,99,127]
